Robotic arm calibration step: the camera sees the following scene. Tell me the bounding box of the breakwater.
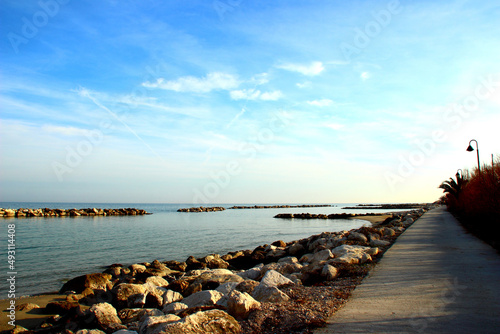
[274,212,386,219]
[0,207,151,218]
[177,204,334,212]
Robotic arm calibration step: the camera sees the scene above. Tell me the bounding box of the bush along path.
[6,209,429,334]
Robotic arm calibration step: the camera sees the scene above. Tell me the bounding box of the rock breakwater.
[177,206,226,212]
[8,209,427,333]
[229,204,333,209]
[0,208,151,218]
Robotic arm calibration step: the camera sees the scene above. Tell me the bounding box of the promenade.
[316,206,500,334]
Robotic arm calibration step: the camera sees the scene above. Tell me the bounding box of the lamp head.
[466,145,474,152]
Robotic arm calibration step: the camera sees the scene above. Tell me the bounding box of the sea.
[0,202,407,297]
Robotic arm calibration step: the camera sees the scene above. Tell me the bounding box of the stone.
[252,285,290,303]
[112,330,138,334]
[227,290,261,319]
[238,264,263,280]
[118,308,164,324]
[287,242,305,255]
[143,283,167,308]
[168,279,190,295]
[310,249,333,263]
[162,289,183,305]
[162,302,188,314]
[235,280,259,295]
[382,227,396,237]
[59,273,113,294]
[216,281,240,295]
[192,270,244,289]
[129,264,147,274]
[75,330,106,334]
[139,314,181,334]
[45,301,80,315]
[321,264,338,280]
[145,276,169,288]
[181,290,224,308]
[271,240,287,248]
[149,309,240,334]
[15,303,40,311]
[87,302,124,333]
[330,244,372,265]
[260,270,293,287]
[114,283,148,307]
[370,239,391,247]
[348,232,368,243]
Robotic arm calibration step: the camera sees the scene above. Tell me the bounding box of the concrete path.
[316,206,500,334]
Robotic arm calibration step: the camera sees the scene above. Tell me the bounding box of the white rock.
[139,314,181,334]
[145,276,169,288]
[310,249,333,263]
[216,282,240,295]
[151,309,240,334]
[162,302,188,314]
[227,290,261,319]
[370,239,391,247]
[238,264,263,280]
[260,270,293,287]
[252,285,290,303]
[181,290,223,308]
[162,289,183,305]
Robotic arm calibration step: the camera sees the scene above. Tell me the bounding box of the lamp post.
[466,139,481,174]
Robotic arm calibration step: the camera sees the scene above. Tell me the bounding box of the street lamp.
[466,139,481,174]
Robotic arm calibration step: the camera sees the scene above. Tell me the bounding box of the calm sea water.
[0,202,403,297]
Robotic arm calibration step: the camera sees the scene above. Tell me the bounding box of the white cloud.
[250,72,270,85]
[230,89,283,101]
[325,123,344,130]
[142,72,239,93]
[296,81,312,88]
[277,61,324,76]
[260,90,284,100]
[307,99,334,107]
[361,72,371,81]
[42,125,91,137]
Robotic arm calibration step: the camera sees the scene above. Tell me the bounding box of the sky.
[0,0,499,204]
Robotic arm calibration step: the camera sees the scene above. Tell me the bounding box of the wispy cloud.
[142,72,239,93]
[361,72,371,81]
[41,125,92,137]
[307,99,334,107]
[230,89,283,101]
[277,61,325,76]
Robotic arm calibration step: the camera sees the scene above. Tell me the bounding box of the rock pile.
[229,205,333,209]
[177,207,226,212]
[0,208,150,218]
[16,209,426,333]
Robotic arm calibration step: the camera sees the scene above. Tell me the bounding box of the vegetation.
[439,156,500,251]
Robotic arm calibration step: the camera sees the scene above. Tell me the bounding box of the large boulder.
[252,285,290,303]
[118,308,164,324]
[139,314,181,334]
[192,270,244,289]
[114,283,148,308]
[60,273,113,294]
[147,309,241,334]
[87,302,125,333]
[162,302,188,314]
[181,290,224,308]
[330,244,373,264]
[162,289,183,305]
[227,290,261,319]
[260,270,293,287]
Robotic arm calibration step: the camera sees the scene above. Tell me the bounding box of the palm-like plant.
[439,174,467,199]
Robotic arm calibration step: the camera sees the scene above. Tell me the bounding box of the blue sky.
[1,0,499,204]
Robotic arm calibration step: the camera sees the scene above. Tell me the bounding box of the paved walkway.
[316,206,500,334]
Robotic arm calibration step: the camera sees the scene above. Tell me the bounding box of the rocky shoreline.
[0,208,151,218]
[341,203,429,210]
[274,212,388,220]
[3,208,428,334]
